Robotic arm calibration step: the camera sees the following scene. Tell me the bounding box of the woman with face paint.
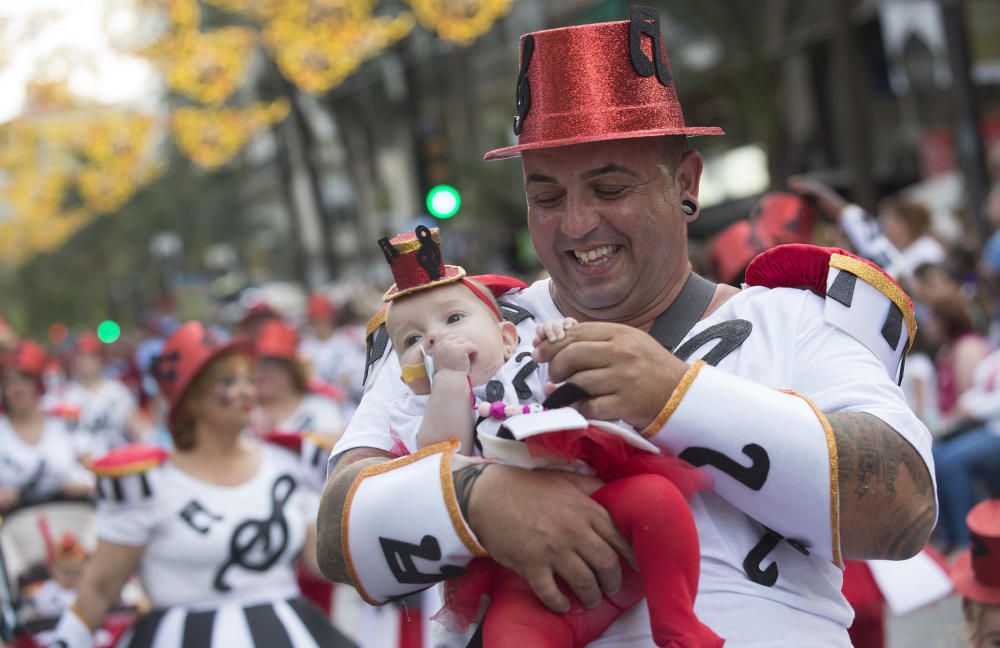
[52,322,353,648]
[0,341,93,513]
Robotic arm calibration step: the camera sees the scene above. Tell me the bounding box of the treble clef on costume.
[414,225,442,281]
[212,474,296,592]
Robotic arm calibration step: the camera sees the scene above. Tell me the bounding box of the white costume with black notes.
[334,259,934,646]
[95,442,352,648]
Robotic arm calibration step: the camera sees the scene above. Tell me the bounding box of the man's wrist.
[454,461,494,525]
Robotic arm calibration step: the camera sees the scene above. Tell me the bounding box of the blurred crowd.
[0,285,380,645]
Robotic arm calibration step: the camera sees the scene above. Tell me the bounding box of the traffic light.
[97,320,121,344]
[426,184,461,219]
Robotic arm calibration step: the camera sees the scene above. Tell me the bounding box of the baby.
[378,226,720,647]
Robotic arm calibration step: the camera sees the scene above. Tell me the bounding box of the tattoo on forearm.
[454,463,491,523]
[831,412,935,560]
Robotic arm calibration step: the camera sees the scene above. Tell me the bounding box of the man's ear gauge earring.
[681,199,698,216]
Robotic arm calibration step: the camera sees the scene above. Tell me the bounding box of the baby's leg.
[592,475,723,647]
[482,566,574,647]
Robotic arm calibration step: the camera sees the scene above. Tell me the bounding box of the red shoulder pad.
[263,429,305,454]
[745,244,913,312]
[744,244,844,296]
[91,444,169,478]
[467,274,528,298]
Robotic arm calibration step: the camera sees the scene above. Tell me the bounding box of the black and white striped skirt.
[115,596,355,647]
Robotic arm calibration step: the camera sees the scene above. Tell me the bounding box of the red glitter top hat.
[484,5,724,161]
[952,499,1000,604]
[379,226,467,302]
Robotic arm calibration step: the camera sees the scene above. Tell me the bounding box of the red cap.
[307,293,336,319]
[75,331,102,356]
[484,6,723,161]
[952,499,1000,604]
[3,340,47,377]
[255,319,299,361]
[151,322,248,428]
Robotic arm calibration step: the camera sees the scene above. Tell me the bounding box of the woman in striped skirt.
[53,321,353,648]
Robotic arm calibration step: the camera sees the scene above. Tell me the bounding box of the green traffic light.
[97,320,121,344]
[426,184,461,219]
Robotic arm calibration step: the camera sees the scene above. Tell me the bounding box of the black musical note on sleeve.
[379,535,465,585]
[678,444,770,491]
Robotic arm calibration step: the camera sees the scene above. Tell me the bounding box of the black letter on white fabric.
[673,320,752,367]
[380,535,465,585]
[743,528,781,587]
[512,352,538,401]
[180,500,223,535]
[678,444,769,491]
[497,301,535,325]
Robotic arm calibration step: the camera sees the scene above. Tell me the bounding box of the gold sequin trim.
[640,360,706,439]
[365,305,388,340]
[388,229,442,254]
[440,448,489,558]
[784,391,842,568]
[340,440,472,605]
[829,254,917,351]
[382,266,467,302]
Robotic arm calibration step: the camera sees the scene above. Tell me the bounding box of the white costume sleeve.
[95,469,162,546]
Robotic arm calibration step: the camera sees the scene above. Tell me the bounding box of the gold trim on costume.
[640,360,706,438]
[829,254,917,351]
[784,391,842,568]
[365,306,388,340]
[439,450,489,558]
[341,439,476,605]
[69,603,96,633]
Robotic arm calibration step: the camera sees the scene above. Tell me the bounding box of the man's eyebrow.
[581,164,639,180]
[526,173,559,184]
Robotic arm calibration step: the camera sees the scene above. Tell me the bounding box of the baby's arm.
[417,336,477,455]
[533,317,578,346]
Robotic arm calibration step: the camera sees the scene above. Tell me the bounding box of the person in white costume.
[52,322,353,648]
[318,7,937,647]
[47,331,144,458]
[0,340,93,512]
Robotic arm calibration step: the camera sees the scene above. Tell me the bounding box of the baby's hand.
[534,317,578,346]
[429,334,477,374]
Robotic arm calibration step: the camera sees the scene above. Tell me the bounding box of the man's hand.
[787,176,849,222]
[533,322,688,429]
[464,463,637,613]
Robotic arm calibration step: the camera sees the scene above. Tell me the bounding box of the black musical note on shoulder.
[213,474,296,592]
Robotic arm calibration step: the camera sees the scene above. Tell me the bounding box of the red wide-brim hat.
[484,8,723,161]
[952,499,1000,604]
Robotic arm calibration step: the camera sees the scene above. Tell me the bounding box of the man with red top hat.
[43,331,143,458]
[320,6,936,646]
[953,498,1000,647]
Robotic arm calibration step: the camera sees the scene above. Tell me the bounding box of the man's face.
[521,137,700,323]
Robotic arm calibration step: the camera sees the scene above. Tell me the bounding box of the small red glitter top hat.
[952,499,1000,604]
[379,225,467,302]
[484,5,724,160]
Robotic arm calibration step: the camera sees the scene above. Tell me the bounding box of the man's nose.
[560,193,600,239]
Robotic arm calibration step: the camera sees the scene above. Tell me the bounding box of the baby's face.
[387,283,510,387]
